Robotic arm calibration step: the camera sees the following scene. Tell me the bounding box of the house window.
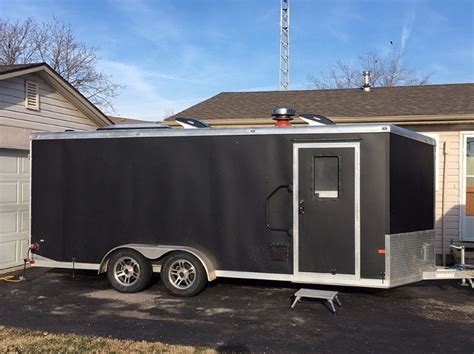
[313,156,339,198]
[465,138,474,216]
[25,80,40,110]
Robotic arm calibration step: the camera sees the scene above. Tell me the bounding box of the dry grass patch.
[0,326,213,353]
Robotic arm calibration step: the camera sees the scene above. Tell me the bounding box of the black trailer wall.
[32,131,430,280]
[32,134,297,275]
[389,134,435,234]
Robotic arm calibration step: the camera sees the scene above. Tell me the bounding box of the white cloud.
[321,6,363,43]
[400,8,416,54]
[99,60,207,120]
[108,0,183,43]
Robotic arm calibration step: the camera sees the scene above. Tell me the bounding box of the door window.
[313,156,339,198]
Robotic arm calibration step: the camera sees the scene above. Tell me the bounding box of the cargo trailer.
[29,122,448,296]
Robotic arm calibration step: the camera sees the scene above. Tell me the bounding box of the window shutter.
[25,81,40,110]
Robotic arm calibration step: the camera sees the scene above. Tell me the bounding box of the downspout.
[441,142,448,266]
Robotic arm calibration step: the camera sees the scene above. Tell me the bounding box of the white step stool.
[290,289,342,314]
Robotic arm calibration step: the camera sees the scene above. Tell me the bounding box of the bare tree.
[307,47,430,89]
[0,17,120,111]
[162,108,175,120]
[0,18,40,65]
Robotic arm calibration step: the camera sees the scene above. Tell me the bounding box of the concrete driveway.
[0,268,472,352]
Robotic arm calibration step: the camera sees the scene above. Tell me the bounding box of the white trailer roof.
[31,124,435,145]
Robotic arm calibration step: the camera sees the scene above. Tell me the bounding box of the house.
[0,63,116,270]
[108,116,147,125]
[168,83,474,264]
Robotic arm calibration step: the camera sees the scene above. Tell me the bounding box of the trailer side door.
[293,142,360,280]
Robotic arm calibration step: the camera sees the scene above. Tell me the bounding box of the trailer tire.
[161,252,208,297]
[106,249,152,293]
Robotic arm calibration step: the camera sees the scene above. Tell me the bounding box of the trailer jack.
[451,245,473,288]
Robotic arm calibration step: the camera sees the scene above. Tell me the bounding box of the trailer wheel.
[106,249,152,293]
[161,252,208,297]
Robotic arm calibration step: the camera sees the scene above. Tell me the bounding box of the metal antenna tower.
[279,0,290,90]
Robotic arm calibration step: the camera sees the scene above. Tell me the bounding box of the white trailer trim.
[292,142,361,284]
[214,270,389,288]
[30,124,435,145]
[32,254,99,270]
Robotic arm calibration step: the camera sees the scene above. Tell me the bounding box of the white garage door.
[0,149,30,269]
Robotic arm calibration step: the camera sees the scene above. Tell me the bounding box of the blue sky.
[1,0,473,120]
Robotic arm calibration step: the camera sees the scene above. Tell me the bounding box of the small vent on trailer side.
[175,117,210,129]
[270,243,289,262]
[25,81,40,110]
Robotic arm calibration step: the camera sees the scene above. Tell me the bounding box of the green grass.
[0,326,213,353]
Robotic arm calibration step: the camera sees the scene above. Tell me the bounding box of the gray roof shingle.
[0,63,44,74]
[108,116,147,125]
[169,83,474,120]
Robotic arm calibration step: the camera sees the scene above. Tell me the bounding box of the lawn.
[0,326,212,353]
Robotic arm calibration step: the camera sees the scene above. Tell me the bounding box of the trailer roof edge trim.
[30,124,435,145]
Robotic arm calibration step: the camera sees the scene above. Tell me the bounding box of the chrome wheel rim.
[168,259,196,290]
[113,256,140,287]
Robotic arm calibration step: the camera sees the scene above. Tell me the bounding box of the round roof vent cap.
[271,107,296,117]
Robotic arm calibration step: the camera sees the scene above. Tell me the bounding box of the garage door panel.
[0,203,28,213]
[21,210,29,232]
[21,156,30,174]
[0,149,29,269]
[0,153,18,173]
[21,181,29,203]
[20,238,29,259]
[0,240,17,266]
[0,231,28,241]
[0,181,18,203]
[0,211,17,234]
[0,237,28,268]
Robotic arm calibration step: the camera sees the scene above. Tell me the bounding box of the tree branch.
[0,17,121,112]
[307,46,430,89]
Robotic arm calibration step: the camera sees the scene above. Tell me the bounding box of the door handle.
[299,200,305,214]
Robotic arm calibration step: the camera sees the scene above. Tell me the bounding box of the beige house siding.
[415,129,461,255]
[0,73,97,150]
